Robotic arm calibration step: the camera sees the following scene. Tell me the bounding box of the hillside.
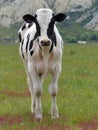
[0,0,98,43]
[0,0,96,27]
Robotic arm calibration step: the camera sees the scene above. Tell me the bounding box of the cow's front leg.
[32,75,43,121]
[49,68,60,119]
[27,76,35,114]
[25,63,36,115]
[34,79,43,121]
[28,63,43,121]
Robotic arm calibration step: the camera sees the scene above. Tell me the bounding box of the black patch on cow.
[21,39,24,59]
[30,50,34,56]
[26,34,30,53]
[49,41,54,53]
[29,39,34,51]
[47,17,57,52]
[28,23,33,28]
[47,17,55,39]
[39,44,42,50]
[34,16,41,40]
[28,15,40,52]
[18,32,22,42]
[29,16,41,51]
[52,32,57,46]
[22,23,26,30]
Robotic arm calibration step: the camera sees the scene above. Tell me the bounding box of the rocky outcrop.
[0,0,47,27]
[84,13,98,30]
[0,0,96,27]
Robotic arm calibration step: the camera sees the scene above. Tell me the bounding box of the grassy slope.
[0,44,98,129]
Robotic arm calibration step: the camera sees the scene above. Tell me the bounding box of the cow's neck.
[38,47,50,73]
[39,47,50,61]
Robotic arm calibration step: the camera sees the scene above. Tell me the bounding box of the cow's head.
[23,8,66,52]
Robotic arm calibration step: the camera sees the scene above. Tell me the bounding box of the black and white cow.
[18,8,66,121]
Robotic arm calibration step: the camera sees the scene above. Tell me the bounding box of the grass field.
[0,44,98,130]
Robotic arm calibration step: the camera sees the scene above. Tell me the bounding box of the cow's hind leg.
[49,68,60,119]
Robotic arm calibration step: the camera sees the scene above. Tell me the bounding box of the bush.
[66,36,77,43]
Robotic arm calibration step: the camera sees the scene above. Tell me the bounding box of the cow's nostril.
[41,40,50,46]
[41,41,44,44]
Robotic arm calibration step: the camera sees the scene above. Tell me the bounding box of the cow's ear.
[23,14,35,23]
[54,13,66,22]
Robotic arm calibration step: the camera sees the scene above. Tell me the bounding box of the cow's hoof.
[35,114,42,122]
[51,114,59,119]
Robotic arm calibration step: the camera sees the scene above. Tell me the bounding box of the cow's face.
[23,8,66,52]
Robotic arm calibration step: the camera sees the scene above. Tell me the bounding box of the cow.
[18,8,66,121]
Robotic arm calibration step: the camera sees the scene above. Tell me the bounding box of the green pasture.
[0,44,98,130]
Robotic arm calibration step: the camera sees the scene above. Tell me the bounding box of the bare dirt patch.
[79,118,98,130]
[34,125,70,130]
[0,115,23,126]
[0,89,30,98]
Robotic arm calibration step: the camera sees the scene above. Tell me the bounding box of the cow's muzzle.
[41,39,50,46]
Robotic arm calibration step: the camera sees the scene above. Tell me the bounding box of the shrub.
[66,36,77,43]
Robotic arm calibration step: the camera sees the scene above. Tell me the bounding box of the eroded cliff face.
[0,0,96,29]
[84,12,98,30]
